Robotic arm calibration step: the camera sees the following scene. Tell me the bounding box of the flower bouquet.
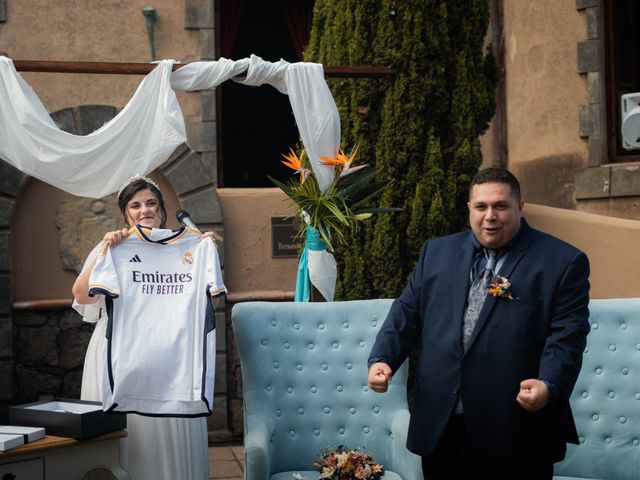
[313,445,385,480]
[269,145,398,252]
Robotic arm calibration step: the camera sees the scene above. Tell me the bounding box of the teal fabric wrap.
[294,226,327,302]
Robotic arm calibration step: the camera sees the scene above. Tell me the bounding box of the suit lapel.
[464,220,535,355]
[452,233,474,341]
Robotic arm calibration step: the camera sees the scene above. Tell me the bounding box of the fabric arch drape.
[0,54,339,197]
[0,54,339,300]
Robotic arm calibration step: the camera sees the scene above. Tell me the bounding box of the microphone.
[176,209,199,231]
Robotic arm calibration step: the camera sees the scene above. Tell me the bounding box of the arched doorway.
[216,0,315,187]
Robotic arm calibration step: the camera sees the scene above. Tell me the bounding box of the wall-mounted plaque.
[271,217,300,258]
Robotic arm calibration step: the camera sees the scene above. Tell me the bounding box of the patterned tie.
[463,249,497,348]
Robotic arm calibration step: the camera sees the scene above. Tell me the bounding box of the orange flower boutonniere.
[487,276,513,299]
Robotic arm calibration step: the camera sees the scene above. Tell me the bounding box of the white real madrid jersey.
[88,225,227,417]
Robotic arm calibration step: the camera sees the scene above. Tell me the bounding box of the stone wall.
[13,309,92,404]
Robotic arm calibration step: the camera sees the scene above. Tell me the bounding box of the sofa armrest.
[390,409,424,480]
[244,414,274,480]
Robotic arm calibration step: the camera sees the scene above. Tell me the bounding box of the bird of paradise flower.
[320,145,367,177]
[281,148,311,182]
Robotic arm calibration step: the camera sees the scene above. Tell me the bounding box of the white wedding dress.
[75,245,209,480]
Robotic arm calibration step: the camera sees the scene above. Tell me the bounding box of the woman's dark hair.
[469,168,522,203]
[117,178,167,228]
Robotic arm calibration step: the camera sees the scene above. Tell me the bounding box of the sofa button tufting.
[359,341,366,348]
[346,362,353,369]
[363,426,370,433]
[310,386,317,393]
[287,387,293,393]
[620,323,627,329]
[266,385,272,392]
[609,344,616,351]
[595,367,602,374]
[289,430,295,437]
[261,339,268,345]
[338,427,345,434]
[620,416,627,423]
[276,410,281,416]
[323,407,330,414]
[605,437,612,444]
[371,321,378,327]
[314,429,320,436]
[349,408,356,414]
[332,342,339,349]
[622,368,629,375]
[284,342,290,349]
[336,385,343,392]
[298,408,305,414]
[343,322,349,329]
[362,385,369,392]
[584,347,589,353]
[592,414,599,421]
[636,344,640,350]
[592,323,599,330]
[297,363,303,371]
[321,363,328,371]
[318,323,325,330]
[634,439,640,446]
[270,320,277,327]
[608,392,615,398]
[308,343,314,350]
[635,393,640,400]
[274,361,279,369]
[579,437,585,444]
[581,391,588,398]
[373,406,380,413]
[294,323,300,330]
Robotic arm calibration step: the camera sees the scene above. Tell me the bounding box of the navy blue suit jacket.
[369,219,590,466]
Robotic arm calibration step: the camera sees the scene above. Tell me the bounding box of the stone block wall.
[13,309,93,404]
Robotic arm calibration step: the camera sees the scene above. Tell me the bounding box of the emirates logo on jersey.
[182,251,194,266]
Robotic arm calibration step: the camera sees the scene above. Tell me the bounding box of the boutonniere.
[487,275,513,299]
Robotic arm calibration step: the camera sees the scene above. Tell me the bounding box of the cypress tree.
[305,0,496,299]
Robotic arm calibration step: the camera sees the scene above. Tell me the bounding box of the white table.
[0,430,129,479]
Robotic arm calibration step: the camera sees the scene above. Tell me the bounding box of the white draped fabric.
[0,54,339,196]
[2,53,339,300]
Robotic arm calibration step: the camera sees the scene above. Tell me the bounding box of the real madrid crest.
[183,251,194,266]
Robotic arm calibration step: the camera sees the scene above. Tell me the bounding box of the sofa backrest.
[554,298,640,479]
[232,299,412,475]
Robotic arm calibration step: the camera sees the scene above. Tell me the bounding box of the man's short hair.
[470,168,521,203]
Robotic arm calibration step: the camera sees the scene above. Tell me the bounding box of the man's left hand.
[516,379,549,412]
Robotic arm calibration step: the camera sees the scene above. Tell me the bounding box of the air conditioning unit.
[621,92,640,150]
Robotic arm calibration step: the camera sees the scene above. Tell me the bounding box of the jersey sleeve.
[202,238,227,298]
[72,243,107,323]
[88,243,121,298]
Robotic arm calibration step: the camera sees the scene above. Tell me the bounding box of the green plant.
[269,147,398,252]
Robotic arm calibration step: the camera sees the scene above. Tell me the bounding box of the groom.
[368,168,590,479]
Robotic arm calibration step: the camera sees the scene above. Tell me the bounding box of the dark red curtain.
[278,0,314,61]
[219,0,245,58]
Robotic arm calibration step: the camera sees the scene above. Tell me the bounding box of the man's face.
[468,182,523,249]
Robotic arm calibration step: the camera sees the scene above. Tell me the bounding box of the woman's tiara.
[117,174,160,199]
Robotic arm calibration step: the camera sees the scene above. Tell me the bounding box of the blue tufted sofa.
[232,299,423,480]
[554,298,640,480]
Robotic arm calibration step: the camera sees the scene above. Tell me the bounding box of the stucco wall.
[524,203,640,299]
[217,188,298,294]
[0,0,200,118]
[484,1,590,209]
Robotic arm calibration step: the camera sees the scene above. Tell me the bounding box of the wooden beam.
[11,59,391,78]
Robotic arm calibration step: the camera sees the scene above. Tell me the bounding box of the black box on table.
[9,399,126,440]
